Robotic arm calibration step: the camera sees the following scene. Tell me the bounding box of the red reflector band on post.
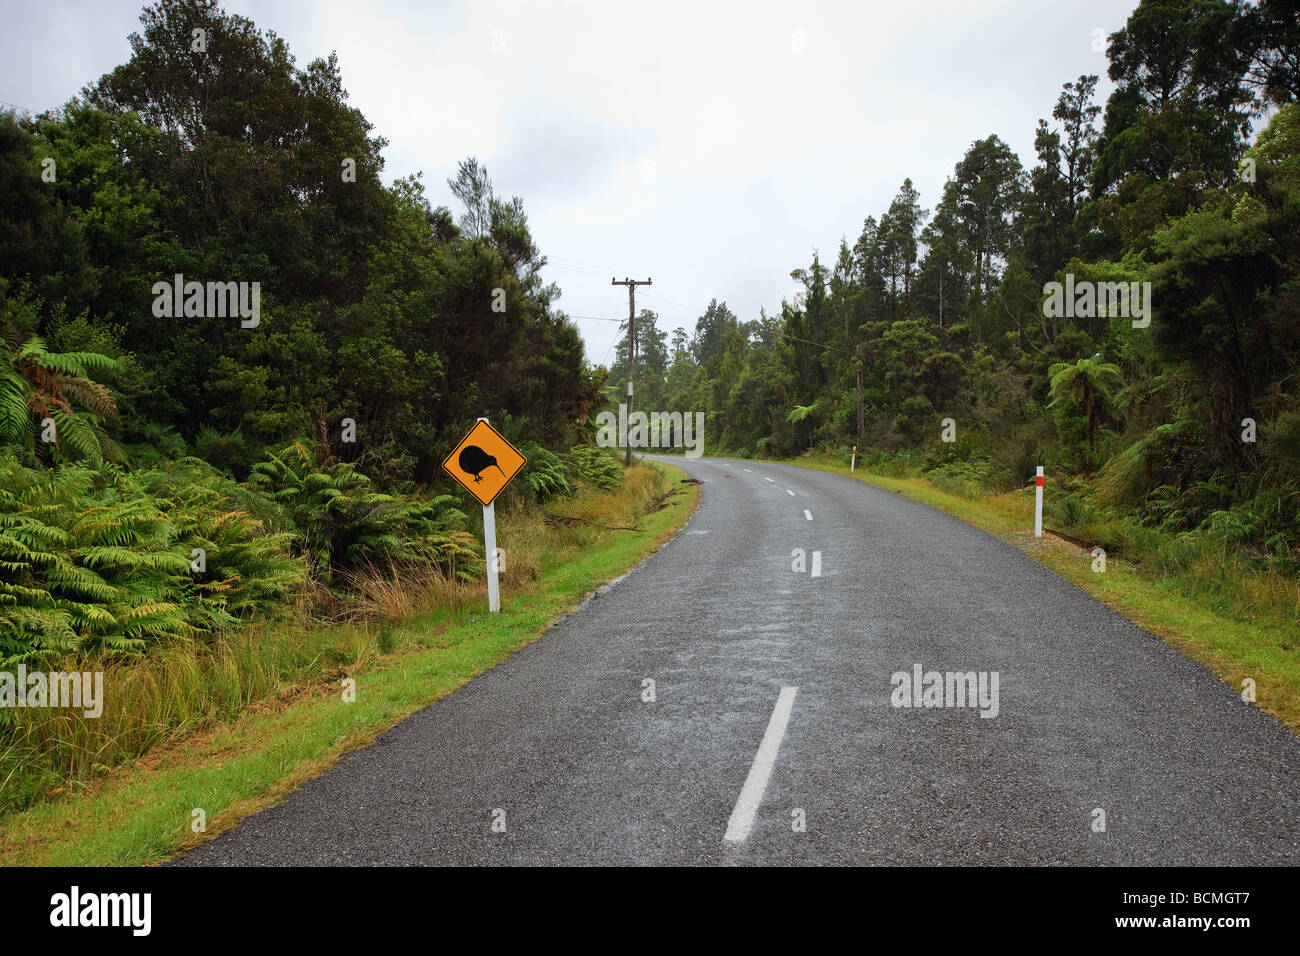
[1035,476,1044,487]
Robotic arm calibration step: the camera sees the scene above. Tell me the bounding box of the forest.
[1,0,1298,672]
[611,0,1300,585]
[0,0,614,665]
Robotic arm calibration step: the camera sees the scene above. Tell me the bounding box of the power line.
[776,329,854,355]
[0,98,39,116]
[548,253,640,276]
[637,289,696,312]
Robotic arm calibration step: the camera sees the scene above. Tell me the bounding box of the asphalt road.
[174,456,1300,865]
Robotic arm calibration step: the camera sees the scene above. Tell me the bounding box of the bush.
[566,444,623,490]
[247,441,478,581]
[518,442,571,502]
[0,456,305,666]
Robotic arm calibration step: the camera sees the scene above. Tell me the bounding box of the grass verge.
[769,453,1300,734]
[0,460,698,866]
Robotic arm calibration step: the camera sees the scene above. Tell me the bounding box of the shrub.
[247,441,478,581]
[518,442,571,502]
[566,444,623,490]
[0,457,304,667]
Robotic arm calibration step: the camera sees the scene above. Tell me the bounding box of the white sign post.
[478,417,501,613]
[1034,465,1044,538]
[851,445,857,473]
[483,501,500,612]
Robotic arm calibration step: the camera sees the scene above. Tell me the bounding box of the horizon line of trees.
[605,0,1300,553]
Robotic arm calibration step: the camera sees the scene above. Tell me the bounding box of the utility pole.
[856,364,864,447]
[938,265,944,329]
[612,276,651,466]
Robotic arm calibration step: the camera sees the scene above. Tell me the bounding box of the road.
[173,456,1300,865]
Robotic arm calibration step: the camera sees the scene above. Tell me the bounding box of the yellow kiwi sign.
[443,419,527,507]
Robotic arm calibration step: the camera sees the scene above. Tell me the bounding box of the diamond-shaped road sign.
[442,419,527,507]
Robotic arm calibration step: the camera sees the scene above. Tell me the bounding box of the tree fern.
[0,328,120,466]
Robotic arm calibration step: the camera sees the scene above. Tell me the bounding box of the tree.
[916,181,970,329]
[1231,0,1300,108]
[448,157,495,240]
[1055,75,1103,212]
[610,309,668,407]
[1091,0,1253,208]
[884,178,928,317]
[1048,355,1123,451]
[952,135,1026,318]
[1021,119,1073,284]
[693,299,740,374]
[1150,104,1300,479]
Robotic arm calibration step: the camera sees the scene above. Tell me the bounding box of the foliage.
[246,442,476,581]
[0,313,121,467]
[0,456,303,666]
[566,444,624,491]
[518,442,570,503]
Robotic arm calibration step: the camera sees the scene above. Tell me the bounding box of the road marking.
[785,489,795,496]
[804,509,812,520]
[724,686,798,843]
[811,551,821,577]
[764,477,775,483]
[744,468,752,472]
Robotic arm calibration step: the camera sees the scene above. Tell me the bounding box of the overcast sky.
[2,0,1143,368]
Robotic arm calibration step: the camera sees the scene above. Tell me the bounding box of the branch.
[544,513,646,532]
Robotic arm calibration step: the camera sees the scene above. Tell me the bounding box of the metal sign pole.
[476,417,501,613]
[483,500,500,613]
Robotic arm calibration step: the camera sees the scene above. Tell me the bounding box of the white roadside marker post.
[1034,465,1044,538]
[851,445,857,473]
[478,417,501,613]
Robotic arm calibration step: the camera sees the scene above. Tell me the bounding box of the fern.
[248,443,478,581]
[519,443,570,502]
[566,444,623,490]
[1,329,120,466]
[0,457,306,665]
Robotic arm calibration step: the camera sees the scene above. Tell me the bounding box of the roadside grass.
[0,460,698,866]
[768,453,1300,734]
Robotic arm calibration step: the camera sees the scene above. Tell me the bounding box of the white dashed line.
[811,551,821,577]
[764,477,775,483]
[785,489,795,496]
[724,686,799,843]
[804,510,813,520]
[744,468,752,472]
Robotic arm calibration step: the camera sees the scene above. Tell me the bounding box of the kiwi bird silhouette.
[458,444,504,483]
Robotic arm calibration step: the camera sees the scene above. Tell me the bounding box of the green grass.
[0,461,699,866]
[761,453,1300,734]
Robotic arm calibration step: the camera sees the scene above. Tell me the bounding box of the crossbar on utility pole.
[612,276,651,466]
